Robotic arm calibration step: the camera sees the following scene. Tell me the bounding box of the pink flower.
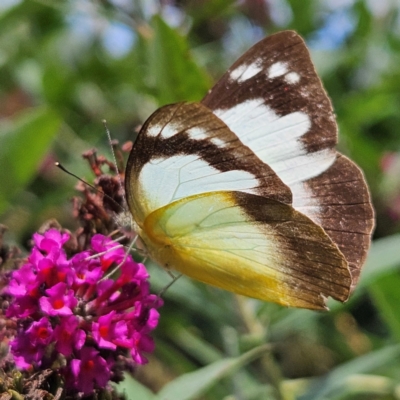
[70,348,110,394]
[6,229,162,395]
[131,331,154,365]
[33,229,69,251]
[10,317,53,368]
[92,311,129,350]
[39,282,77,316]
[27,317,53,347]
[6,264,38,298]
[11,334,45,369]
[91,234,125,272]
[53,316,85,356]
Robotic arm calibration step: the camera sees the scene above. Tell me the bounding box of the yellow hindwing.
[139,191,350,310]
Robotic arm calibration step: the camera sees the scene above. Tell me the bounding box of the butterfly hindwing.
[139,190,351,310]
[202,31,374,286]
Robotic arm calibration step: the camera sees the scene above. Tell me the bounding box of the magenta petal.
[145,309,160,331]
[70,358,80,376]
[40,296,73,316]
[26,317,53,346]
[39,282,77,316]
[69,348,110,394]
[11,336,46,368]
[40,238,59,253]
[135,263,150,280]
[5,264,39,297]
[13,354,33,369]
[28,247,43,266]
[6,296,37,318]
[54,316,84,356]
[43,229,70,247]
[32,232,44,248]
[114,320,128,337]
[74,330,86,350]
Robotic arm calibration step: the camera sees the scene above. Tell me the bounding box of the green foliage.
[116,374,157,400]
[156,345,270,400]
[299,345,400,399]
[1,1,400,399]
[135,15,211,104]
[0,107,61,215]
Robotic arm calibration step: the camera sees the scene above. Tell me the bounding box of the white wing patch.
[146,123,181,139]
[160,124,181,139]
[285,71,300,84]
[210,137,226,148]
[187,127,226,148]
[271,148,335,185]
[147,124,163,137]
[214,99,311,163]
[267,62,300,84]
[187,127,208,141]
[291,182,322,225]
[214,98,335,200]
[230,61,263,82]
[138,154,259,216]
[268,62,288,79]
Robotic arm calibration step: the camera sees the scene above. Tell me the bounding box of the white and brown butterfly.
[124,30,374,310]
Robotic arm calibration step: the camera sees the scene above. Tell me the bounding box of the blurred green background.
[1,0,400,399]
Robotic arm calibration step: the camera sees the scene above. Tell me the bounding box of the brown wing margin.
[297,154,374,289]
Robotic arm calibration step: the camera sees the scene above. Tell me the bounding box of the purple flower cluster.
[5,229,162,395]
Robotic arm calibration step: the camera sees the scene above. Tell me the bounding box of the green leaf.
[286,0,317,34]
[0,106,61,215]
[357,235,400,289]
[369,273,400,341]
[188,0,237,28]
[333,374,396,399]
[299,344,400,400]
[147,15,211,105]
[115,373,157,400]
[156,344,270,400]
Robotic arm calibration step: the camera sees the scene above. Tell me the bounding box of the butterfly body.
[125,31,374,310]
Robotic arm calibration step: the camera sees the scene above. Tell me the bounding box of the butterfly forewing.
[125,102,292,226]
[202,30,374,287]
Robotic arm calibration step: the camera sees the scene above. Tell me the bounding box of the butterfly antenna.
[55,162,125,213]
[102,119,127,207]
[158,272,183,298]
[100,235,140,281]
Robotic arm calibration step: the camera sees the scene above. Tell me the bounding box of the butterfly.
[124,30,374,310]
